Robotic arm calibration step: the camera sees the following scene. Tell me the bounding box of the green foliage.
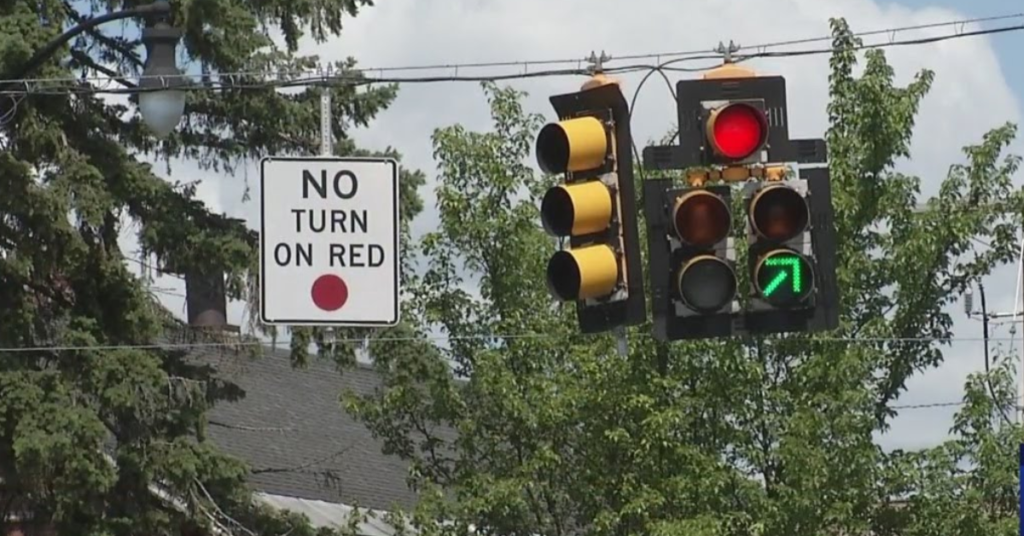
[0,0,422,533]
[344,18,1024,536]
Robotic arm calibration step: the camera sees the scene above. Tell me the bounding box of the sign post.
[259,156,400,326]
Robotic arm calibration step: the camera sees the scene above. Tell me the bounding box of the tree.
[344,18,1024,536]
[0,0,424,534]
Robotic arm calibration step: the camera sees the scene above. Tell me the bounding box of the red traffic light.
[672,190,731,248]
[749,184,810,242]
[706,103,769,160]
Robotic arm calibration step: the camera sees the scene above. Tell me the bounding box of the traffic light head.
[637,73,795,171]
[538,117,618,305]
[676,254,737,314]
[749,183,810,242]
[705,102,769,161]
[540,180,612,237]
[672,189,731,248]
[637,64,839,341]
[743,175,838,334]
[669,187,737,317]
[671,189,736,316]
[754,249,814,307]
[644,181,739,341]
[546,246,620,301]
[745,181,814,308]
[536,79,646,334]
[536,116,609,175]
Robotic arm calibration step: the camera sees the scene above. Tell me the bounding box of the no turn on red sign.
[259,156,400,326]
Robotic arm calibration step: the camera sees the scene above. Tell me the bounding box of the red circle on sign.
[311,274,349,311]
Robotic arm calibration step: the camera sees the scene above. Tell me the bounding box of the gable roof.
[197,344,418,512]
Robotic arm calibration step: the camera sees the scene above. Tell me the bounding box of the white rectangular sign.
[259,156,400,326]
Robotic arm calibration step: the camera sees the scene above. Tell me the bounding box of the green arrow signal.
[762,255,803,297]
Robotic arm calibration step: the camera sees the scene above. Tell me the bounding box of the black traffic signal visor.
[754,249,815,307]
[536,116,609,174]
[750,184,810,242]
[672,190,731,248]
[706,103,769,160]
[676,255,736,313]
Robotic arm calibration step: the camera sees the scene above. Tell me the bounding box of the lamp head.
[139,21,186,137]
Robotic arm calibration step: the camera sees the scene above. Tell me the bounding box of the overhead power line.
[890,401,965,409]
[0,337,994,412]
[0,334,1020,353]
[267,12,1024,75]
[0,16,1021,95]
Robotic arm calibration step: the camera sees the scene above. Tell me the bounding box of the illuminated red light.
[708,103,768,160]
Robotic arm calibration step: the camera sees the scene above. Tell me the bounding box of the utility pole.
[320,65,332,157]
[1016,237,1024,422]
[963,237,1024,424]
[918,204,1024,422]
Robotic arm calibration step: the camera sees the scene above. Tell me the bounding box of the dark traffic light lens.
[672,190,731,248]
[676,255,736,313]
[708,103,768,160]
[750,185,810,242]
[755,249,815,307]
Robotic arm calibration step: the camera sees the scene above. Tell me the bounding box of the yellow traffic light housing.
[536,116,609,174]
[536,77,646,333]
[547,246,620,301]
[540,181,613,237]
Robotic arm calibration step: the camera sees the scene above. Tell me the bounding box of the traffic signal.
[536,75,646,334]
[641,63,836,341]
[644,181,739,340]
[642,62,827,173]
[701,97,769,166]
[743,169,839,334]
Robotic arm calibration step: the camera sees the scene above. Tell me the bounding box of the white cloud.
[131,0,1022,448]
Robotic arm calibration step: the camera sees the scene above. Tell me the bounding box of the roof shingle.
[199,346,418,511]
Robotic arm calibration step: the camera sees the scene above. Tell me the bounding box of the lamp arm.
[1,1,170,89]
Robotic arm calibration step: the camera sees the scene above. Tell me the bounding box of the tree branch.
[70,49,136,89]
[250,444,354,475]
[409,416,454,485]
[207,420,296,433]
[62,2,143,67]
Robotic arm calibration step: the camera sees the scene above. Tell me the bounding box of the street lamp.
[138,18,187,137]
[0,0,185,137]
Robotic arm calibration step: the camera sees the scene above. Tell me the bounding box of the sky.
[106,0,1024,450]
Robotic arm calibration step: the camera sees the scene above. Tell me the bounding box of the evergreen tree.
[0,0,424,534]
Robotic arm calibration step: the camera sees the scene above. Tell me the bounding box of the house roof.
[258,492,406,536]
[197,343,419,512]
